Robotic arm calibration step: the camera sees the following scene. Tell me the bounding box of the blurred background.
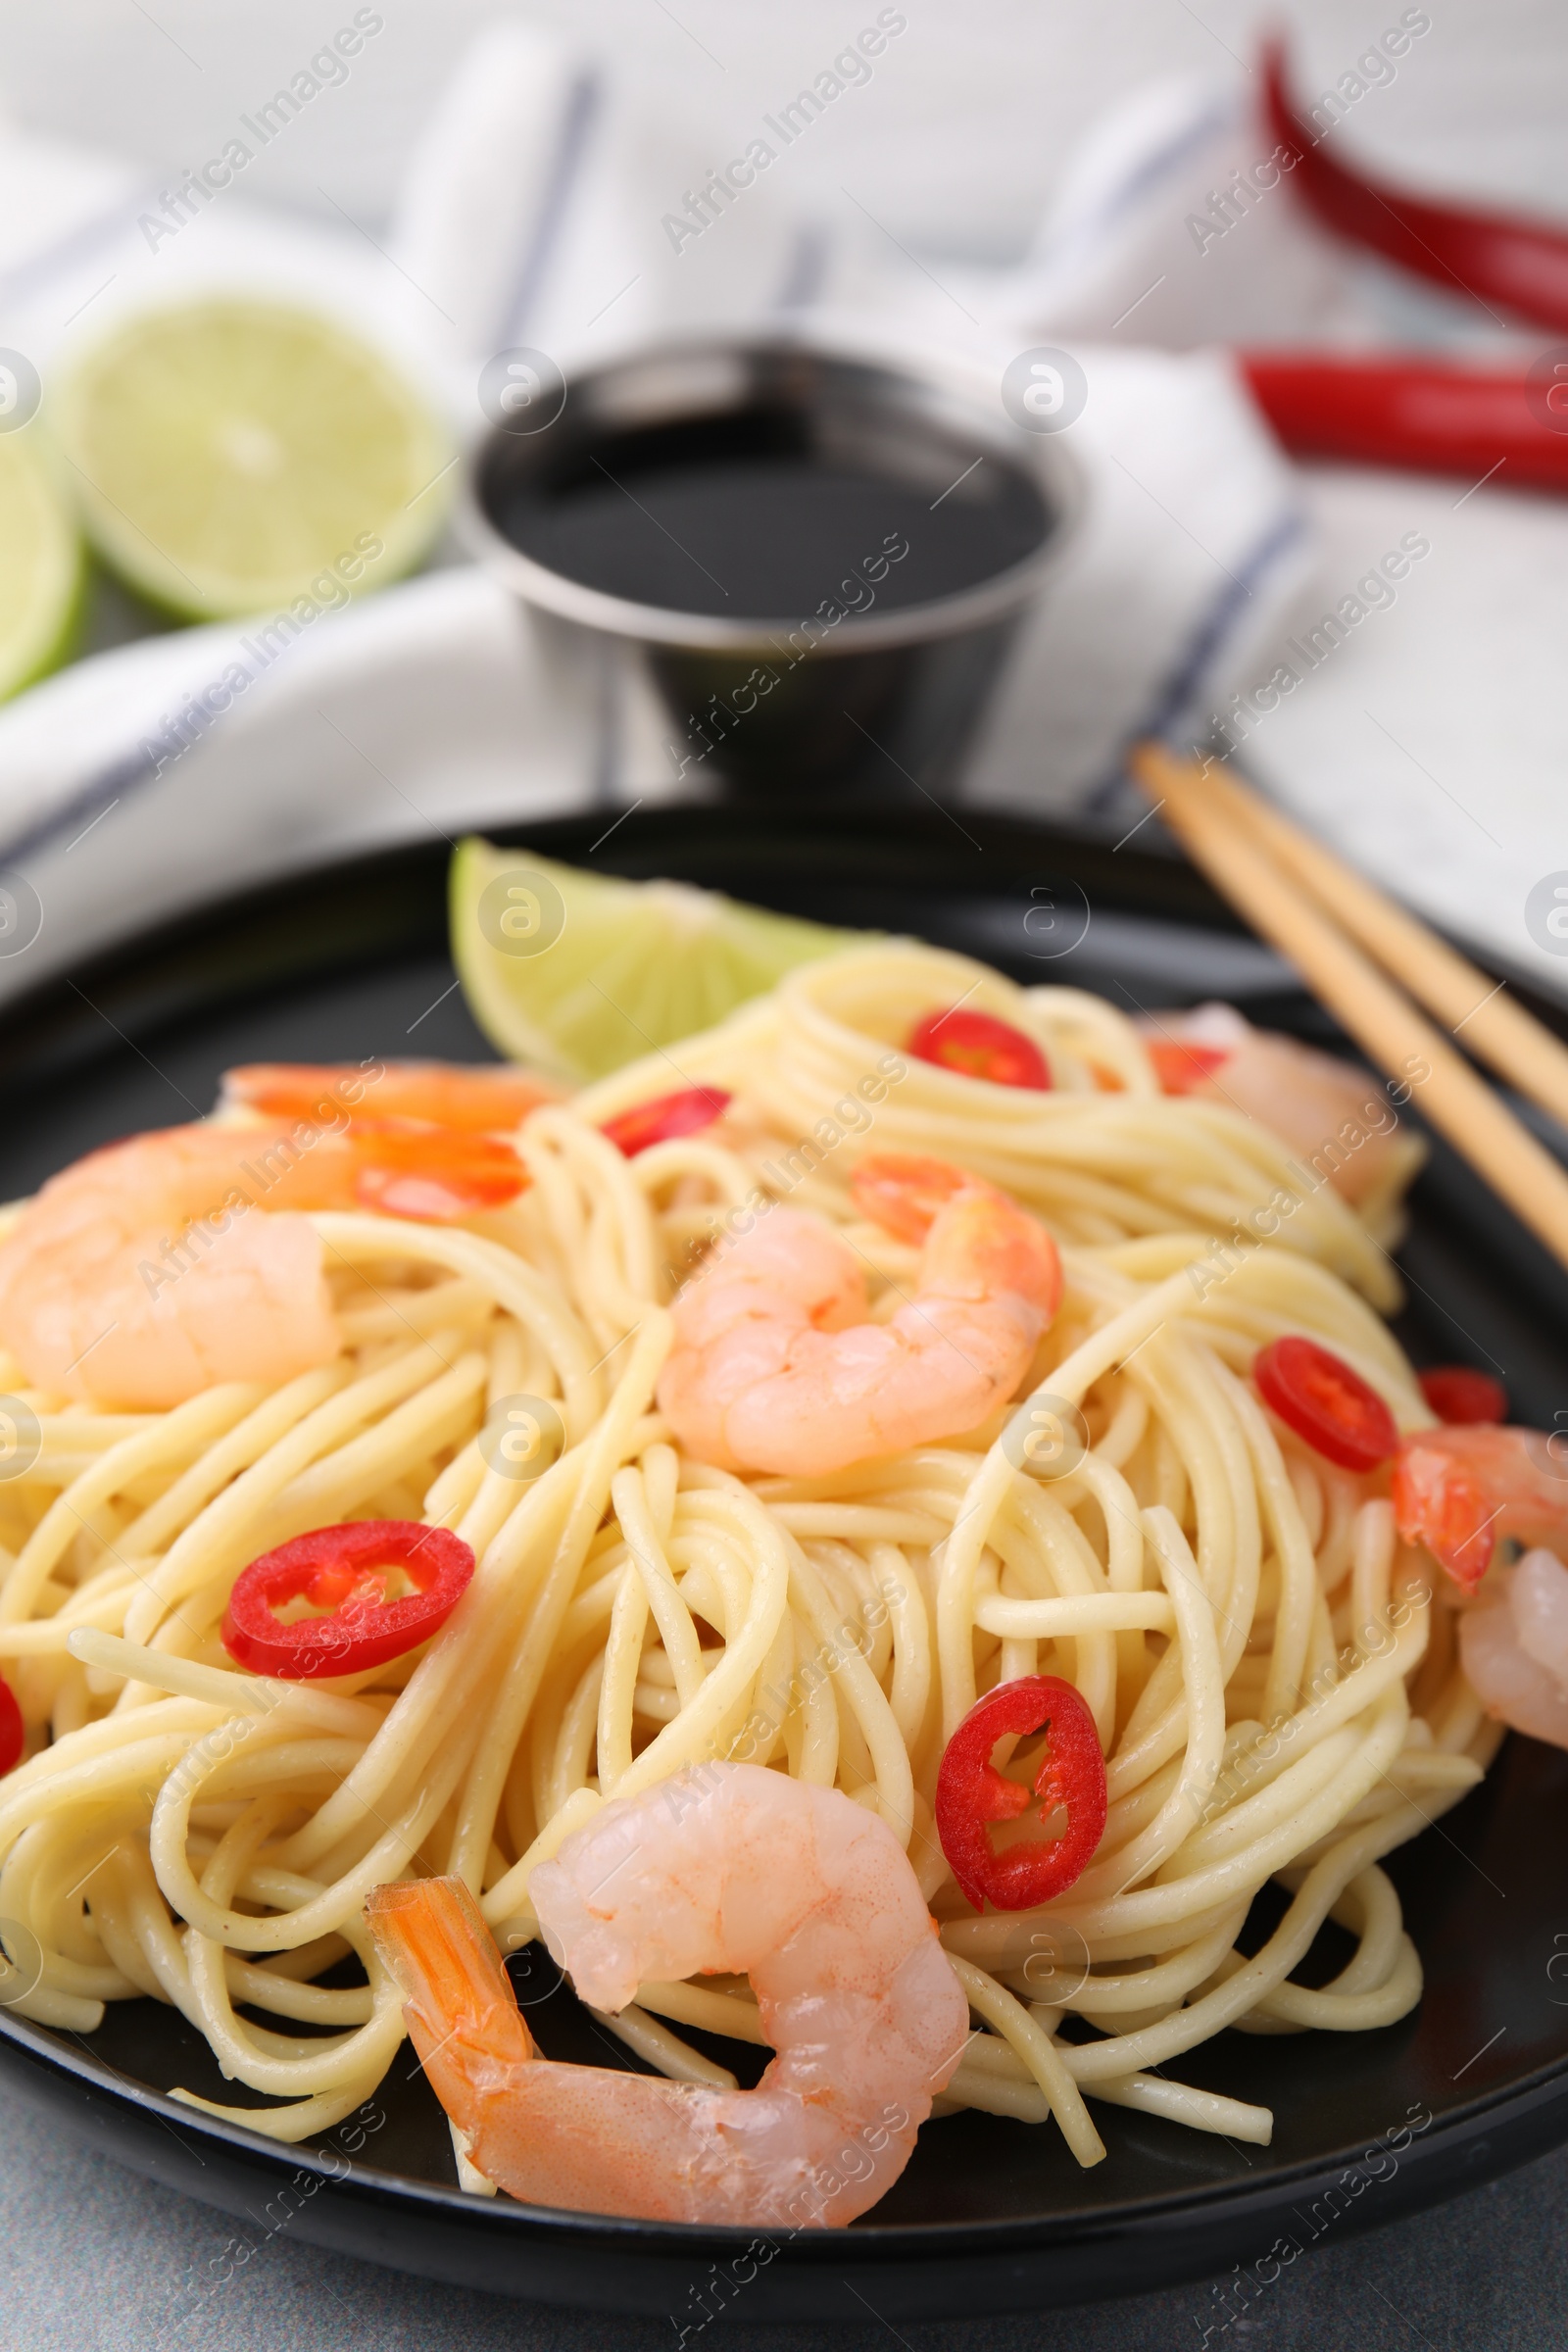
[1,0,1564,1005]
[5,1,1561,244]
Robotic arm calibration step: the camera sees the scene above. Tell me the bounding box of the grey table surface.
[4,2091,1564,2352]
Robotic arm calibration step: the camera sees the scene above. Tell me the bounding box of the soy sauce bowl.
[460,333,1080,801]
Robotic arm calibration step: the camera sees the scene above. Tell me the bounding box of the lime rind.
[0,433,85,704]
[52,299,452,623]
[451,838,857,1081]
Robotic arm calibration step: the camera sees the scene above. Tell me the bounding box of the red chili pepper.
[1239,354,1568,495]
[221,1521,474,1680]
[1419,1366,1508,1427]
[601,1087,731,1157]
[1263,39,1568,333]
[1147,1039,1231,1096]
[907,1008,1052,1091]
[935,1675,1106,1912]
[0,1675,23,1776]
[1253,1336,1398,1473]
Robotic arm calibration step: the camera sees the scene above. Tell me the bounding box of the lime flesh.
[54,299,451,620]
[0,433,83,702]
[451,838,856,1081]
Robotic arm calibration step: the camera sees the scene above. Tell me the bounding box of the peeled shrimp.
[365,1763,967,2226]
[0,1104,524,1410]
[1394,1424,1568,1593]
[656,1154,1061,1476]
[219,1060,534,1220]
[1142,1003,1410,1209]
[1459,1549,1568,1749]
[220,1059,557,1130]
[0,1126,342,1410]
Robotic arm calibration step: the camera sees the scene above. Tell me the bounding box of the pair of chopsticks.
[1130,743,1568,1280]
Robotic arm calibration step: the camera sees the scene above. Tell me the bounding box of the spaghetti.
[0,940,1494,2177]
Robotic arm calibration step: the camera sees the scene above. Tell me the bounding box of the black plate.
[3,803,1568,2323]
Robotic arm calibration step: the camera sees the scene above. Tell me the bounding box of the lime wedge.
[53,299,451,620]
[451,838,857,1080]
[0,432,83,702]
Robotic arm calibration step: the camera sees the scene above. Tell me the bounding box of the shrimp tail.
[1394,1426,1568,1593]
[1392,1439,1495,1591]
[366,1871,850,2225]
[366,1877,536,2101]
[922,1187,1061,1316]
[368,1878,704,2219]
[366,1773,966,2227]
[851,1153,972,1244]
[852,1152,1061,1316]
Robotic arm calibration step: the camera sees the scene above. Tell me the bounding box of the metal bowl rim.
[457,327,1084,654]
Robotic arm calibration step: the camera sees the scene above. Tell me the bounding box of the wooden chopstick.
[1193,758,1568,1134]
[1130,741,1568,1281]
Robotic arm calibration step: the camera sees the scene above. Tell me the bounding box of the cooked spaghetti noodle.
[0,941,1493,2172]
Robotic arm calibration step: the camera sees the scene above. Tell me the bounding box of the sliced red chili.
[1419,1366,1508,1427]
[1253,1336,1397,1474]
[601,1087,731,1157]
[221,1521,474,1679]
[935,1674,1106,1912]
[0,1675,23,1776]
[1148,1039,1230,1096]
[907,1007,1051,1091]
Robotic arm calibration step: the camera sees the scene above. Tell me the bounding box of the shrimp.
[220,1060,558,1131]
[364,1763,967,2226]
[656,1154,1061,1476]
[0,1107,526,1410]
[1393,1424,1568,1593]
[219,1059,538,1219]
[1140,1003,1414,1209]
[0,1126,342,1410]
[1459,1549,1568,1749]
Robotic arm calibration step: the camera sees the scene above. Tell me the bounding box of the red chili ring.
[907,1007,1052,1091]
[601,1087,731,1158]
[1253,1336,1398,1474]
[935,1674,1107,1913]
[1418,1366,1508,1427]
[0,1675,23,1776]
[221,1521,474,1680]
[1148,1038,1231,1096]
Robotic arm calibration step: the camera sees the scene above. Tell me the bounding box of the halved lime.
[0,433,83,702]
[451,838,856,1080]
[53,299,451,620]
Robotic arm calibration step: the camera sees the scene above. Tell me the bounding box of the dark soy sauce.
[491,405,1048,623]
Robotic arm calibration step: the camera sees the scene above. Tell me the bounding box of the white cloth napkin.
[0,28,1562,1008]
[0,27,1308,1005]
[0,569,598,1001]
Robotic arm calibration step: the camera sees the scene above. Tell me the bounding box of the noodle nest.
[0,943,1489,2167]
